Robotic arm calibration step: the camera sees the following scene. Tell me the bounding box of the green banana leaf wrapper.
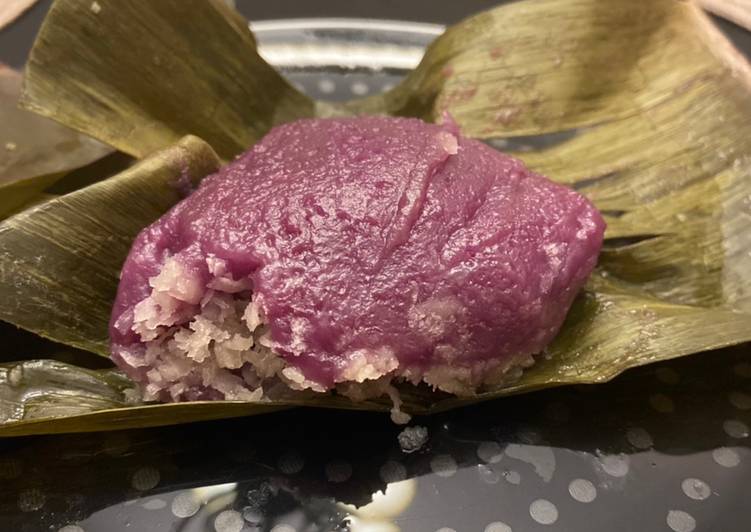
[0,0,750,436]
[0,63,113,218]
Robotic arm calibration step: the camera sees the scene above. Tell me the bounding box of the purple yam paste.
[110,116,605,406]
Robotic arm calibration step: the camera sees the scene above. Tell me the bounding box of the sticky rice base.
[118,256,535,420]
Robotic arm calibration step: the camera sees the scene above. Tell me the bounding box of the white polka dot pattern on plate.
[478,464,501,484]
[243,506,263,525]
[379,460,407,484]
[484,522,512,532]
[568,478,597,503]
[325,460,353,483]
[529,499,558,525]
[270,525,296,532]
[350,81,369,95]
[728,391,751,410]
[131,467,160,491]
[655,367,680,384]
[626,427,654,449]
[598,453,630,477]
[681,478,711,500]
[278,451,304,475]
[318,79,336,94]
[712,447,740,467]
[430,454,458,478]
[18,488,45,512]
[667,510,696,532]
[503,470,521,485]
[504,443,556,482]
[142,498,167,510]
[649,393,675,413]
[214,510,244,532]
[171,491,201,518]
[477,441,503,463]
[723,419,750,438]
[58,526,85,532]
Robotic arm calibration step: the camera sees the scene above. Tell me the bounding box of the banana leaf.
[0,360,289,436]
[0,63,112,217]
[0,135,221,355]
[2,279,750,437]
[1,0,751,435]
[19,0,311,160]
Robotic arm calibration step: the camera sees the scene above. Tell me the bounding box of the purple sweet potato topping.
[109,116,605,401]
